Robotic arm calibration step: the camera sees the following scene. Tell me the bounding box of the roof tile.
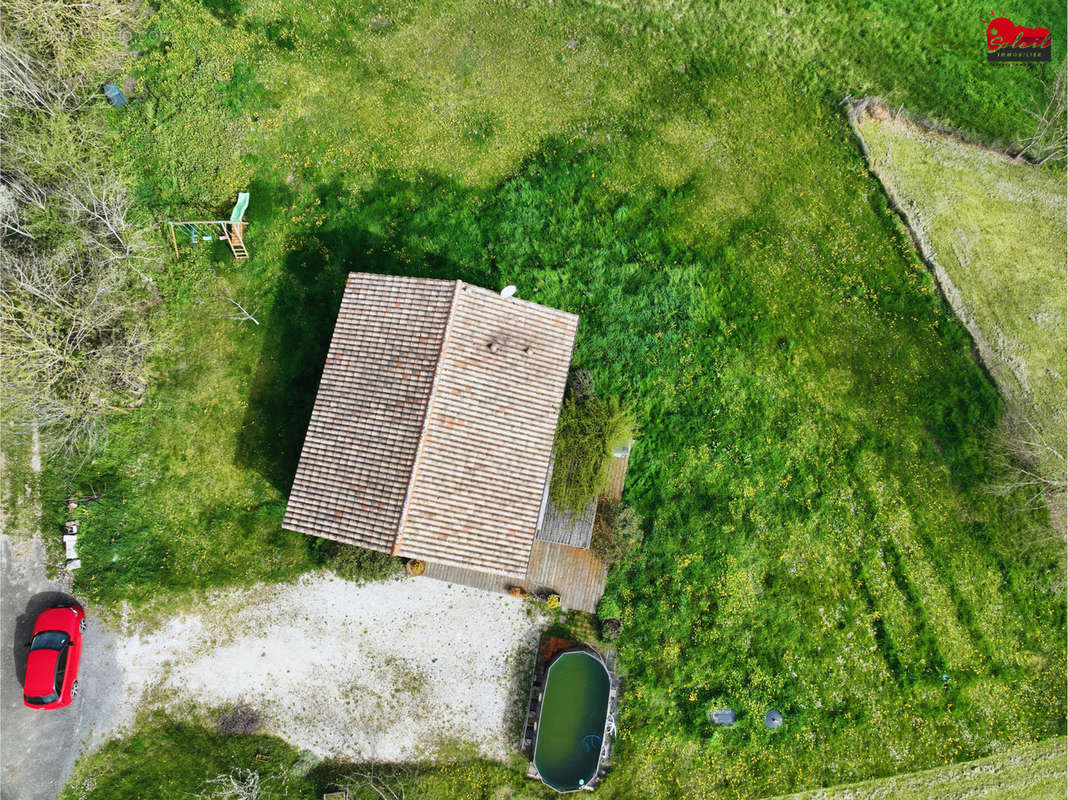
[283,273,577,577]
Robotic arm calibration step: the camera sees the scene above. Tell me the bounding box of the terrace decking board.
[534,441,633,549]
[603,442,632,503]
[421,443,629,612]
[536,498,597,548]
[423,539,607,613]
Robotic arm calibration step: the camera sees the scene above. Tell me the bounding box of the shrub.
[550,393,635,511]
[567,367,596,403]
[597,596,622,620]
[329,543,400,584]
[601,618,621,641]
[591,501,643,566]
[598,596,623,641]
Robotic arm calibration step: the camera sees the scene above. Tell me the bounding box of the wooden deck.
[423,538,607,613]
[604,441,632,503]
[537,497,596,548]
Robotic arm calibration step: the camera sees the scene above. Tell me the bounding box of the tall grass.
[551,394,635,511]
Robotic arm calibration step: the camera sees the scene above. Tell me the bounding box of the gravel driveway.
[1,536,122,800]
[108,573,545,761]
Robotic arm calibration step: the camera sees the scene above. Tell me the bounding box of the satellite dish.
[500,285,517,298]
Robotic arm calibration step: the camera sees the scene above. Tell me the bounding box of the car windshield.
[24,691,61,705]
[29,631,70,651]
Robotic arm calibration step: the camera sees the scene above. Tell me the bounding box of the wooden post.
[168,222,179,260]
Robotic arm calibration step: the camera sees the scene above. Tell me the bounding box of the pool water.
[533,650,611,792]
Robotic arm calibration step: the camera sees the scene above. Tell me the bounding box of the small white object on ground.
[63,535,78,559]
[65,559,81,570]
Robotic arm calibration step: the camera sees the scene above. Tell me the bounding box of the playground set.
[168,192,250,260]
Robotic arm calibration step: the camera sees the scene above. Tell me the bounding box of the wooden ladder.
[226,223,249,260]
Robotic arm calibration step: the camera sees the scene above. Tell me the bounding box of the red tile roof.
[283,273,578,578]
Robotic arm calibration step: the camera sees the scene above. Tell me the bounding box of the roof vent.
[500,285,517,298]
[488,340,501,353]
[523,345,534,355]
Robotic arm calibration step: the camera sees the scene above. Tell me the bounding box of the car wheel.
[79,617,87,633]
[70,680,79,698]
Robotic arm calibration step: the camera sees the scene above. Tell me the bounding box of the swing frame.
[167,219,248,259]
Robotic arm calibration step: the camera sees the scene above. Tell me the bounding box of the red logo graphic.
[984,14,1052,62]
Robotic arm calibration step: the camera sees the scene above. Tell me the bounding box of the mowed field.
[776,736,1067,800]
[856,111,1066,525]
[33,0,1067,798]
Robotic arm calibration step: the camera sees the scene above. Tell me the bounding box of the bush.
[550,393,635,511]
[597,597,622,620]
[329,543,400,584]
[598,596,623,641]
[600,618,621,641]
[590,501,643,566]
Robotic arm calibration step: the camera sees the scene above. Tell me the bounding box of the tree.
[1016,58,1067,165]
[0,176,156,456]
[0,30,157,457]
[986,407,1067,541]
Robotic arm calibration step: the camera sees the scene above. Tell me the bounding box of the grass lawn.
[59,713,556,800]
[774,736,1067,800]
[856,112,1067,520]
[42,0,1067,797]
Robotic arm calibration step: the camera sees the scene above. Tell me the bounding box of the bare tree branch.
[220,291,260,325]
[1,175,157,458]
[339,764,419,800]
[197,768,290,800]
[1015,59,1067,164]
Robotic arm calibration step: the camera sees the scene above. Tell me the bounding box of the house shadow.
[233,174,497,497]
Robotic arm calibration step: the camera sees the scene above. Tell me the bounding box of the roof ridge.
[391,279,463,556]
[460,281,580,322]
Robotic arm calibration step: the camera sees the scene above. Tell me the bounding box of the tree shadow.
[234,173,496,495]
[11,591,79,687]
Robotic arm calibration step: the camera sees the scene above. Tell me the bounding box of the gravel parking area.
[104,573,544,761]
[1,536,122,800]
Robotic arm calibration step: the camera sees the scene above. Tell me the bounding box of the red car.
[23,604,86,709]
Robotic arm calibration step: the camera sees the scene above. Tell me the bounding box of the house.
[283,272,579,580]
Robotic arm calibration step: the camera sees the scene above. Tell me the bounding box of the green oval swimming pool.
[533,650,611,792]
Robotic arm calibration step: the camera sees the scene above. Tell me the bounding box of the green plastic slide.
[229,192,249,224]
